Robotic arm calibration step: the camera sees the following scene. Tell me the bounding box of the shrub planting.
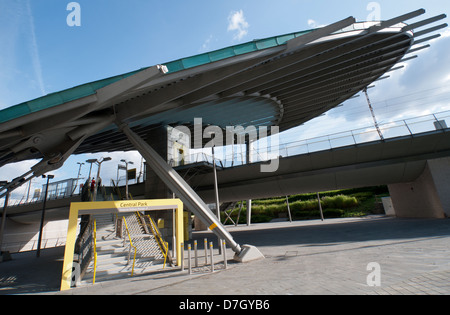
[220,186,386,225]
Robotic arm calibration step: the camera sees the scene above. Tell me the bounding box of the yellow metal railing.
[146,214,169,268]
[122,217,137,276]
[93,219,98,284]
[134,212,169,268]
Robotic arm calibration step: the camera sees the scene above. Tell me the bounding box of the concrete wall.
[427,157,450,217]
[388,157,450,218]
[0,218,72,253]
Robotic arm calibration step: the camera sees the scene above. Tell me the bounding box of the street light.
[120,159,134,200]
[74,162,84,195]
[92,157,112,201]
[86,159,98,180]
[37,174,54,258]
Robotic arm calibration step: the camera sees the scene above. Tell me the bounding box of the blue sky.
[0,0,449,202]
[1,0,448,108]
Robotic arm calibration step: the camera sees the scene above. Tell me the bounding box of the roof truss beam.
[274,44,410,102]
[265,37,411,99]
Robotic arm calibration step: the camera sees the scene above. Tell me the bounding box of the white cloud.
[442,29,450,39]
[200,34,214,52]
[228,10,249,41]
[308,19,317,28]
[307,19,326,29]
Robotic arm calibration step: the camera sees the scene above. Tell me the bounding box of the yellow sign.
[60,199,184,291]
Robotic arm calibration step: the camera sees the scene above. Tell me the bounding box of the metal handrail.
[1,236,67,253]
[146,215,169,268]
[122,216,137,276]
[93,219,98,284]
[221,110,450,164]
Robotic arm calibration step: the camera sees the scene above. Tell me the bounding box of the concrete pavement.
[1,215,449,295]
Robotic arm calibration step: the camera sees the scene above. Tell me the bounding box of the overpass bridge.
[3,110,450,225]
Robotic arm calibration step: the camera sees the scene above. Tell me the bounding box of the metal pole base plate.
[233,244,264,263]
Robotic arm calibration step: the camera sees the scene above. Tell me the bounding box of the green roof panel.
[255,37,279,50]
[209,47,236,62]
[182,53,212,69]
[233,42,258,55]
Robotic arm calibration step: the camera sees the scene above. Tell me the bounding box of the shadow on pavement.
[1,216,450,295]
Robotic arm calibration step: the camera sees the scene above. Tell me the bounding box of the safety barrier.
[180,238,228,275]
[191,110,450,167]
[145,214,170,268]
[74,215,94,281]
[92,219,98,284]
[122,217,137,276]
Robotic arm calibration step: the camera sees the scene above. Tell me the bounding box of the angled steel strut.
[118,123,259,259]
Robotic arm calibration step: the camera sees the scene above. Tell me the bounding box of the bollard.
[222,240,227,270]
[210,242,214,272]
[172,235,176,260]
[204,238,208,265]
[181,242,184,271]
[188,244,192,275]
[194,240,198,268]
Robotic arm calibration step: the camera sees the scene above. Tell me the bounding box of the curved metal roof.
[0,9,447,182]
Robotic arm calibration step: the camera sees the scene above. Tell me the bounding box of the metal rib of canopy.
[0,9,447,178]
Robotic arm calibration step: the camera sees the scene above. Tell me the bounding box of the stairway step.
[94,253,129,263]
[81,263,167,284]
[82,257,165,282]
[96,238,123,246]
[89,252,159,269]
[96,246,126,255]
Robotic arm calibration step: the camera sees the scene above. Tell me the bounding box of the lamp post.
[37,174,54,258]
[86,159,97,181]
[74,162,84,195]
[120,159,134,200]
[92,157,111,201]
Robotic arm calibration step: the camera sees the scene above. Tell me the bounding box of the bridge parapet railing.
[217,110,450,165]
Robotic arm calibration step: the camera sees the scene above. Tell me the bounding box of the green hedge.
[220,186,386,225]
[253,186,387,205]
[251,195,358,213]
[222,195,360,224]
